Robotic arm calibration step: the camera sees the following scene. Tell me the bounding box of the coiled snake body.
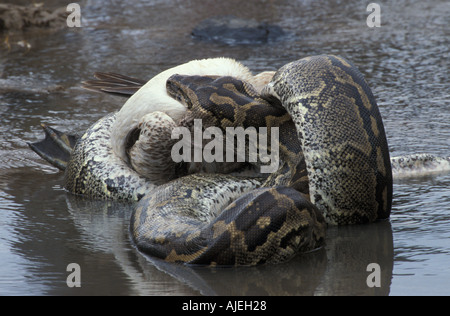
[31,55,394,266]
[130,55,393,265]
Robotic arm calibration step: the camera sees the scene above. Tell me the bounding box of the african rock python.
[39,55,394,265]
[131,55,393,265]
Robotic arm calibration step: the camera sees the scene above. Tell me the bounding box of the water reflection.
[0,164,395,295]
[65,195,393,296]
[390,175,450,295]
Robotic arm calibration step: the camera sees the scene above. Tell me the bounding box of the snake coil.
[131,55,393,265]
[30,55,394,266]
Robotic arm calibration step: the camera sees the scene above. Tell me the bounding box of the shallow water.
[0,0,449,295]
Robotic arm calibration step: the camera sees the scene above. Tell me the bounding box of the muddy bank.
[0,3,68,31]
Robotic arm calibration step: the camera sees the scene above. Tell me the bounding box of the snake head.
[166,74,219,109]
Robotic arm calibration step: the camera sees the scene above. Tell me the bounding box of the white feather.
[111,57,273,163]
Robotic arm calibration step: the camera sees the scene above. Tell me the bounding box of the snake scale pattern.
[262,55,393,225]
[32,55,395,266]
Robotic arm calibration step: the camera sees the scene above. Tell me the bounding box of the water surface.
[0,0,449,295]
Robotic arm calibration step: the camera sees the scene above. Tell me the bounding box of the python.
[29,56,449,265]
[170,118,280,174]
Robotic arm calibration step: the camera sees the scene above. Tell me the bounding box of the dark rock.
[192,15,287,45]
